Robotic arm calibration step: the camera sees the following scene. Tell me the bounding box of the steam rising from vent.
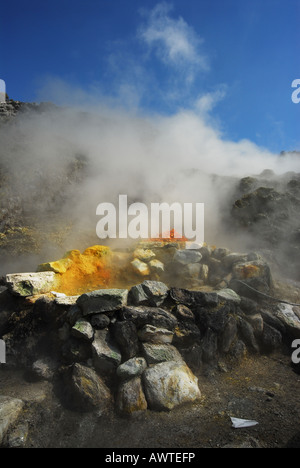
[0,94,299,276]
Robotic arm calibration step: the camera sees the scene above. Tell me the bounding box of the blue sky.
[1,0,299,153]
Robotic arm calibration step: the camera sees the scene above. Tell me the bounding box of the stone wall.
[1,248,299,416]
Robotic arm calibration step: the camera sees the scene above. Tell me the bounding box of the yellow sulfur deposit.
[37,245,113,296]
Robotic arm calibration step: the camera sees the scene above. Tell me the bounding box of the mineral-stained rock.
[116,357,147,381]
[172,322,201,348]
[92,329,122,374]
[138,324,174,344]
[66,363,112,411]
[141,343,183,365]
[232,260,272,286]
[129,280,169,307]
[77,289,128,316]
[116,377,147,415]
[0,395,24,446]
[37,258,72,274]
[142,360,201,411]
[133,249,156,262]
[131,259,150,276]
[6,272,56,297]
[149,259,164,273]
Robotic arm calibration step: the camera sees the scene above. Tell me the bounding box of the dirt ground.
[1,348,299,449]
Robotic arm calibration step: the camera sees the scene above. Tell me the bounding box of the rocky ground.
[0,347,300,448]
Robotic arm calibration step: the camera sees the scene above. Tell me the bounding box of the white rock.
[142,360,201,411]
[0,396,24,446]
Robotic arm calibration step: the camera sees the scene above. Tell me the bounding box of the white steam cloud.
[0,3,299,274]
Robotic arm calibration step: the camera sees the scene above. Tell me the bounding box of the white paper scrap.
[231,417,259,429]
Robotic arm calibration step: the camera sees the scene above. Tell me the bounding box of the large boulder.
[77,289,128,316]
[5,272,56,297]
[142,361,201,411]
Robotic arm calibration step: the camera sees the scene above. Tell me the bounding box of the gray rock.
[201,328,218,364]
[77,289,128,316]
[219,316,238,354]
[129,280,169,307]
[222,253,248,269]
[54,295,79,306]
[173,250,202,265]
[116,377,147,415]
[92,329,122,374]
[121,306,177,331]
[275,303,300,338]
[71,319,94,342]
[229,339,247,361]
[138,324,174,344]
[170,288,219,308]
[5,272,56,297]
[260,323,282,352]
[0,395,24,446]
[142,360,201,411]
[90,313,110,329]
[216,288,241,305]
[142,343,183,365]
[172,304,195,322]
[245,313,264,337]
[237,317,260,354]
[116,357,147,381]
[112,320,139,361]
[212,247,231,260]
[260,309,285,334]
